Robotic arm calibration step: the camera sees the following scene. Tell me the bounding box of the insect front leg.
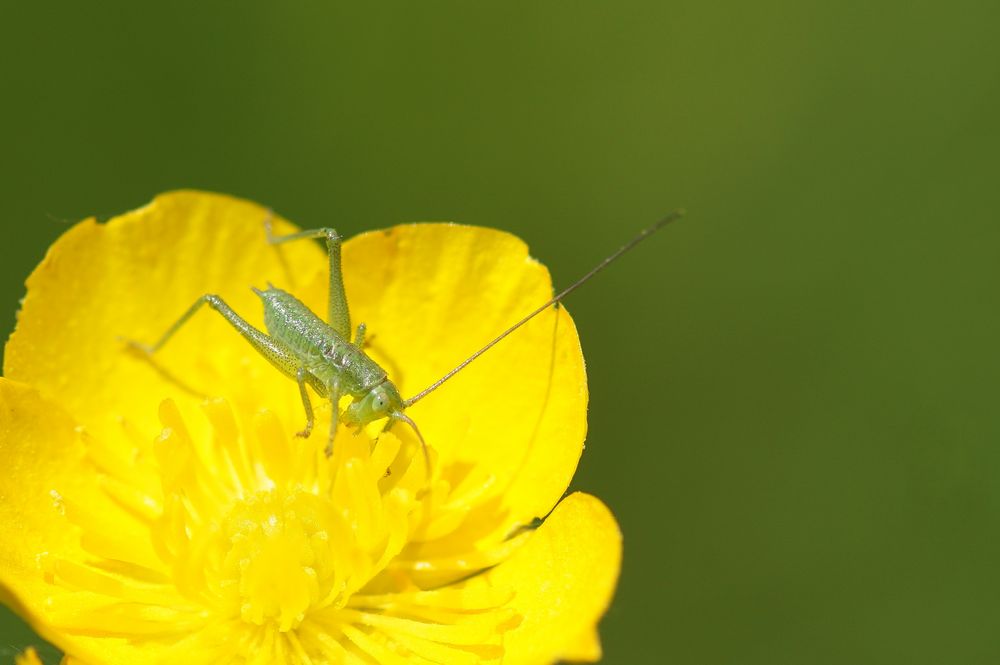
[264,221,351,341]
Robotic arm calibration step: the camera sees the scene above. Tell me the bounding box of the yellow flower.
[0,192,621,664]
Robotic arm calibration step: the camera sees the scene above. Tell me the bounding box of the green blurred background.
[1,1,998,663]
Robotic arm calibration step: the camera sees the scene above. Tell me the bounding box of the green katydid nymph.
[128,210,684,469]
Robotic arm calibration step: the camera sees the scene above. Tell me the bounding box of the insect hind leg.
[264,220,351,341]
[126,294,311,395]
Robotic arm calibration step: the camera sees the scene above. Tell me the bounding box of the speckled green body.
[258,286,388,399]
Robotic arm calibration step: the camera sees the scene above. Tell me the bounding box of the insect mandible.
[128,210,685,469]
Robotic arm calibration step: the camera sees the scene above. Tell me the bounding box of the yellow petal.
[477,492,622,665]
[559,628,603,661]
[342,224,588,533]
[0,378,96,588]
[0,379,168,665]
[4,191,326,447]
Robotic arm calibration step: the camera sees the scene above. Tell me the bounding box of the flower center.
[218,489,335,631]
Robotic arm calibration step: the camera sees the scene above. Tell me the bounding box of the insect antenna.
[392,411,432,474]
[403,208,685,408]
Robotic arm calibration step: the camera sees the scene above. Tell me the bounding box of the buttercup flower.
[0,192,621,664]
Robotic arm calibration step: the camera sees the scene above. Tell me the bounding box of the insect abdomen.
[255,287,385,394]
